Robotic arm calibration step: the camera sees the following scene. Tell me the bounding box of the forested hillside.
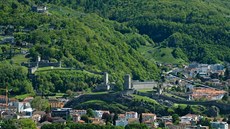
[1,0,230,94]
[40,0,230,63]
[0,0,160,93]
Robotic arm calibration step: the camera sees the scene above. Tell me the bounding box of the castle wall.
[22,61,61,68]
[132,81,157,90]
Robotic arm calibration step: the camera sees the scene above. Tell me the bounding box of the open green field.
[137,88,154,93]
[138,46,186,64]
[11,54,29,65]
[86,91,109,95]
[14,94,33,101]
[36,67,72,72]
[131,94,159,105]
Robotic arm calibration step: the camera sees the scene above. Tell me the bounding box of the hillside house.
[49,98,64,109]
[210,122,228,129]
[210,64,225,72]
[116,112,138,127]
[180,114,198,125]
[115,119,128,127]
[71,110,86,116]
[125,111,138,119]
[190,87,226,101]
[51,108,71,120]
[90,118,106,125]
[72,114,81,123]
[0,111,19,120]
[32,111,46,123]
[128,118,140,124]
[93,110,110,118]
[1,37,15,44]
[32,5,47,13]
[52,117,66,124]
[142,113,157,123]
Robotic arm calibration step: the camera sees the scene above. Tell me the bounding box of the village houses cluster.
[0,94,228,129]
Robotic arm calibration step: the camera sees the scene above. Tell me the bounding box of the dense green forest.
[37,0,230,63]
[0,0,160,93]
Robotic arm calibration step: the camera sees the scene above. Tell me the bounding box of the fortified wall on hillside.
[132,81,158,90]
[21,56,61,74]
[123,74,158,90]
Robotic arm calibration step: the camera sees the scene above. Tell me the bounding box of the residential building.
[32,5,47,13]
[180,114,198,125]
[188,125,209,129]
[128,118,139,124]
[49,98,64,109]
[1,37,15,44]
[71,110,86,116]
[116,112,138,127]
[90,118,106,125]
[52,117,66,124]
[142,113,156,123]
[0,95,7,103]
[125,112,138,119]
[190,87,226,100]
[19,108,33,118]
[23,97,34,102]
[116,119,128,127]
[32,111,46,123]
[93,110,110,118]
[51,108,71,119]
[210,64,225,72]
[0,111,19,120]
[118,114,125,121]
[72,114,81,123]
[210,122,228,129]
[0,103,17,112]
[159,116,172,123]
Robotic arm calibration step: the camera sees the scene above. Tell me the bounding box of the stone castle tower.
[124,74,132,90]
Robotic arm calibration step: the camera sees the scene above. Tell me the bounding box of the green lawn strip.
[14,94,33,101]
[11,54,29,65]
[131,94,159,105]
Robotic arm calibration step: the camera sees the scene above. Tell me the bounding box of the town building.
[0,36,15,44]
[210,122,228,129]
[32,111,46,123]
[72,114,81,123]
[180,114,198,125]
[49,98,65,109]
[125,111,138,119]
[52,117,66,124]
[71,110,86,116]
[0,111,19,120]
[93,110,110,118]
[115,119,128,127]
[51,108,71,120]
[142,113,157,123]
[32,5,47,13]
[190,87,226,100]
[116,112,138,127]
[128,118,139,124]
[90,118,106,125]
